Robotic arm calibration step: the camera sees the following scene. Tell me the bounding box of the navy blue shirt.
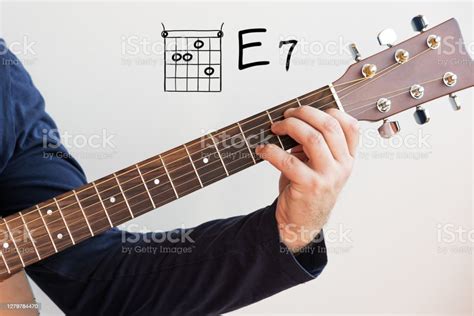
[0,40,327,315]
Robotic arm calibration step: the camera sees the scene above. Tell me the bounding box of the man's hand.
[256,106,359,251]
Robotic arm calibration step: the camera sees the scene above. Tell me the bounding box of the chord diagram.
[162,26,224,92]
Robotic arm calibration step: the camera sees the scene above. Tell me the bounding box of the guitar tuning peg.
[414,106,430,125]
[349,43,362,62]
[378,119,401,138]
[377,29,397,48]
[411,15,429,33]
[449,94,461,111]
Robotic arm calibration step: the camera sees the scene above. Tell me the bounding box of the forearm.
[25,201,327,315]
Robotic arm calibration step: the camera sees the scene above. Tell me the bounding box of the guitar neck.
[0,85,337,279]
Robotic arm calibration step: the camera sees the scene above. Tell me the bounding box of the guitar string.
[2,64,441,237]
[1,74,443,251]
[5,51,409,224]
[1,44,442,242]
[1,74,449,270]
[0,158,257,271]
[0,71,437,269]
[1,47,435,236]
[10,44,434,228]
[348,77,443,116]
[0,82,357,227]
[339,48,432,105]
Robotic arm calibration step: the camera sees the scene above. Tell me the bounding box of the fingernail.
[255,144,265,154]
[284,108,295,117]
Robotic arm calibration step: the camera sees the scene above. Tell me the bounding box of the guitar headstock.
[333,16,473,137]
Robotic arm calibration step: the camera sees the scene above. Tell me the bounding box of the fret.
[54,198,75,245]
[4,214,40,265]
[266,103,298,150]
[159,155,179,199]
[161,147,202,198]
[36,206,58,254]
[237,122,257,165]
[22,209,56,258]
[54,194,92,243]
[91,182,115,227]
[94,176,133,226]
[212,124,255,175]
[0,249,10,274]
[184,144,204,188]
[266,86,335,150]
[296,97,302,107]
[240,111,282,160]
[295,86,335,111]
[113,173,136,218]
[137,156,178,208]
[186,136,228,187]
[209,133,229,176]
[328,83,344,111]
[0,221,24,272]
[73,183,113,234]
[265,111,284,148]
[136,164,157,209]
[73,190,94,236]
[19,212,41,261]
[3,219,25,267]
[37,202,73,252]
[114,168,154,217]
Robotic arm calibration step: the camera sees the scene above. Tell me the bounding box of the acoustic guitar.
[0,16,472,281]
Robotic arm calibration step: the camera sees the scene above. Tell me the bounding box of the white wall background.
[1,1,472,315]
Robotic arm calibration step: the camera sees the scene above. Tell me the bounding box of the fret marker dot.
[154,179,160,185]
[110,196,116,203]
[203,157,209,164]
[2,242,8,249]
[57,233,63,240]
[47,209,53,216]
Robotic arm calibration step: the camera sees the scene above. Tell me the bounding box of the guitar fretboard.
[0,85,335,278]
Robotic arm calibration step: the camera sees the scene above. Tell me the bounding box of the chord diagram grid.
[162,27,224,92]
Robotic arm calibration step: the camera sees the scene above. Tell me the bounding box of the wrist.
[275,209,321,252]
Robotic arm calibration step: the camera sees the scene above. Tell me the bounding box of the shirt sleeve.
[0,44,328,315]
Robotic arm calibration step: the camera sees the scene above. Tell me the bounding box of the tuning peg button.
[377,29,397,47]
[414,106,430,125]
[449,94,461,111]
[378,120,401,138]
[411,15,429,33]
